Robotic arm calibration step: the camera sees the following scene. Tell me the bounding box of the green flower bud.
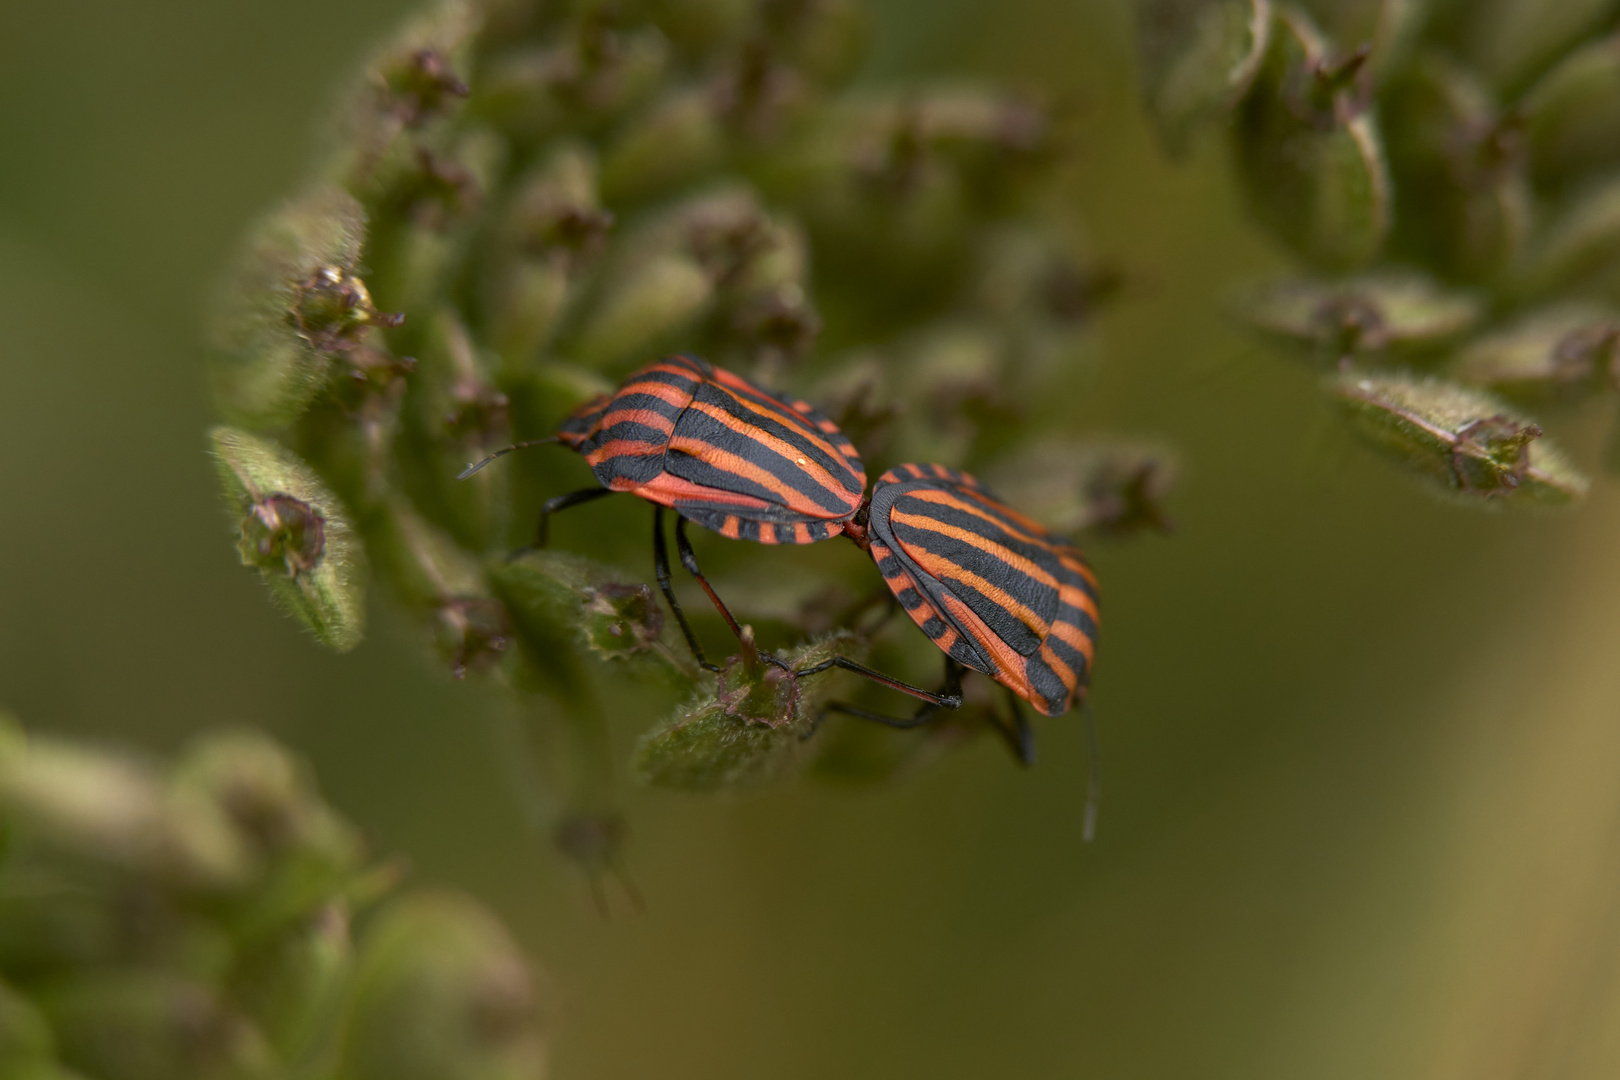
[0,865,116,979]
[598,87,728,205]
[896,323,1016,463]
[633,631,861,791]
[1383,53,1532,280]
[363,128,507,319]
[970,227,1123,327]
[1451,303,1620,399]
[1511,175,1620,300]
[0,729,165,875]
[1234,7,1392,269]
[566,191,777,368]
[471,0,562,51]
[1330,372,1589,503]
[486,146,614,375]
[341,890,548,1080]
[0,726,254,897]
[372,0,477,130]
[228,902,352,1068]
[1135,0,1272,154]
[1522,33,1620,191]
[37,971,275,1080]
[705,215,820,367]
[580,583,665,659]
[471,17,670,143]
[768,0,869,93]
[208,188,375,427]
[365,502,511,679]
[328,0,479,185]
[1451,0,1616,95]
[807,352,902,463]
[209,428,365,652]
[490,550,690,692]
[755,99,980,290]
[981,438,1178,537]
[170,729,361,874]
[1238,271,1481,361]
[637,0,754,62]
[402,311,511,551]
[908,89,1064,212]
[1297,0,1426,85]
[436,597,515,681]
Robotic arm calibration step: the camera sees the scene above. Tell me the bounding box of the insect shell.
[863,463,1099,716]
[557,354,868,543]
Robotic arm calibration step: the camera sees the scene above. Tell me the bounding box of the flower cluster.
[1139,0,1620,503]
[0,713,548,1080]
[206,0,1153,841]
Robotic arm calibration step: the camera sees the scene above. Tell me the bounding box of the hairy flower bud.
[982,438,1178,537]
[1383,53,1531,279]
[599,87,728,205]
[208,188,374,428]
[1135,0,1272,154]
[1451,303,1620,400]
[1512,175,1620,300]
[1238,272,1481,362]
[1297,0,1426,85]
[472,15,670,142]
[210,428,365,652]
[1522,33,1620,192]
[1234,7,1392,269]
[340,891,548,1080]
[1450,0,1616,94]
[491,550,690,692]
[37,971,275,1080]
[1330,372,1588,504]
[486,146,614,374]
[633,631,861,790]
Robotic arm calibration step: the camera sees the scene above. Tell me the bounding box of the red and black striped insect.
[460,356,960,707]
[810,463,1100,771]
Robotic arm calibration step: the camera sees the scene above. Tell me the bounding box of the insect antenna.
[1081,701,1102,843]
[457,436,561,479]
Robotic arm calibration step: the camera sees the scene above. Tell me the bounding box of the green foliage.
[0,713,549,1080]
[1137,0,1620,504]
[199,0,1620,871]
[202,0,1135,832]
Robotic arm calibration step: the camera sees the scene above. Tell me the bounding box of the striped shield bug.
[460,356,961,710]
[809,463,1100,773]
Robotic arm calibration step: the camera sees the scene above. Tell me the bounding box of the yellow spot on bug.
[797,456,808,465]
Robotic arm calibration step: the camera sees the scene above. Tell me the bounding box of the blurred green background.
[4,1,1620,1077]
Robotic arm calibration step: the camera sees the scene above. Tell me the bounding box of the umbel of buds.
[1137,0,1620,507]
[203,0,1146,821]
[0,712,550,1080]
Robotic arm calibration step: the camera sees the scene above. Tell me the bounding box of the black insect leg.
[505,486,614,562]
[653,507,723,674]
[793,655,965,707]
[672,515,793,673]
[535,487,614,549]
[803,657,966,741]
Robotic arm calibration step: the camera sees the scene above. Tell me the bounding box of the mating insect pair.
[461,354,1099,766]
